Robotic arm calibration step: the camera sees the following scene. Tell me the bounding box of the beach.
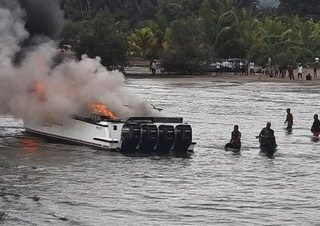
[125,68,320,85]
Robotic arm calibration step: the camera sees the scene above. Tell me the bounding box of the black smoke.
[18,0,64,39]
[0,0,162,121]
[11,0,64,64]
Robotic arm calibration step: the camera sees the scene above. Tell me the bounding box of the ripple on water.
[1,80,320,225]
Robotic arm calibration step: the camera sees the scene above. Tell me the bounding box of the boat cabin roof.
[126,117,183,124]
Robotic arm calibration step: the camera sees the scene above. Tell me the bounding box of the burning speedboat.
[24,114,195,153]
[0,1,195,154]
[24,101,195,153]
[18,51,196,154]
[22,76,196,154]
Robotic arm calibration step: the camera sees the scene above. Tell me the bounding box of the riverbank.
[204,73,320,85]
[125,69,320,85]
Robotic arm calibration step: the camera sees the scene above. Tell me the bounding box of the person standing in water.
[284,108,293,130]
[225,125,241,150]
[258,122,276,147]
[311,114,320,137]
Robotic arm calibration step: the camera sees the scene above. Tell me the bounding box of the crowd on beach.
[144,57,320,79]
[215,57,320,81]
[261,57,319,81]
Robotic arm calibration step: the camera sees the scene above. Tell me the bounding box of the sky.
[259,0,280,8]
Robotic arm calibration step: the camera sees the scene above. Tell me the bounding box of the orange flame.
[31,80,47,102]
[89,101,117,119]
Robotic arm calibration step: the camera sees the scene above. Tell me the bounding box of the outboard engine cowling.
[157,125,175,153]
[174,125,192,152]
[121,124,141,153]
[139,125,158,153]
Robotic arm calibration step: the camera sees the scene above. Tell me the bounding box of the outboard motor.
[139,125,158,153]
[174,125,192,152]
[157,125,175,154]
[121,124,141,153]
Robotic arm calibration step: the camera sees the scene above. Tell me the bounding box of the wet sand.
[126,72,320,85]
[205,73,320,85]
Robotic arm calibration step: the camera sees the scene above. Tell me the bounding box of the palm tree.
[198,1,219,61]
[255,17,302,65]
[235,8,261,55]
[235,0,259,9]
[219,0,259,12]
[129,27,159,59]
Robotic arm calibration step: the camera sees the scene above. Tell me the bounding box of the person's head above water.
[286,108,290,113]
[266,122,271,129]
[234,125,239,131]
[314,114,318,120]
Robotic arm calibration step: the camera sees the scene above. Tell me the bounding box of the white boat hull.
[24,116,195,152]
[25,119,122,150]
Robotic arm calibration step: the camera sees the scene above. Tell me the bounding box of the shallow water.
[1,78,320,225]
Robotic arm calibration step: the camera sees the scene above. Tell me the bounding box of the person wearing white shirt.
[150,60,157,75]
[249,62,255,76]
[298,63,303,79]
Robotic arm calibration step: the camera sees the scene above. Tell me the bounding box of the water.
[1,77,320,225]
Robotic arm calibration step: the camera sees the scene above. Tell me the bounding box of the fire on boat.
[24,102,196,154]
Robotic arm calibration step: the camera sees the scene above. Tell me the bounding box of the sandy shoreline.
[125,72,320,85]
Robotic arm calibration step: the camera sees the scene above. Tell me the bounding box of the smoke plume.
[0,0,157,123]
[18,0,63,39]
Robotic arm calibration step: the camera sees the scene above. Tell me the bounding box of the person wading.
[284,108,293,130]
[311,114,320,137]
[257,122,277,148]
[225,125,241,150]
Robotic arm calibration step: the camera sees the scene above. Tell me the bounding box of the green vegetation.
[60,0,320,72]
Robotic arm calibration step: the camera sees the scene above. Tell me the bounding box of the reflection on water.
[1,78,320,225]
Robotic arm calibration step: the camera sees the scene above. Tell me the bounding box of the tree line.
[59,0,320,72]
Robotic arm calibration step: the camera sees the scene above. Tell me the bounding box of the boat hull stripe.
[25,128,116,150]
[93,138,118,143]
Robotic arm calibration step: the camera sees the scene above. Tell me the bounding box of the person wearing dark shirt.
[284,108,293,130]
[287,65,294,80]
[231,125,241,149]
[311,114,320,137]
[306,73,312,80]
[313,59,319,78]
[258,122,276,148]
[150,60,157,75]
[225,125,241,150]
